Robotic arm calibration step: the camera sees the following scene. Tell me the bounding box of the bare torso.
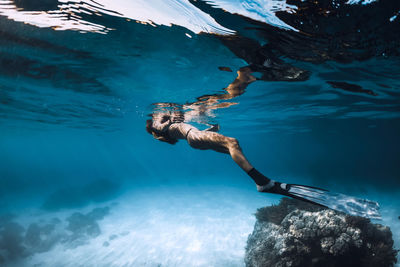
[167,123,196,140]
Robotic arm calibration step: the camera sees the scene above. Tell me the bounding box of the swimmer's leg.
[224,138,274,189]
[189,131,380,218]
[187,131,272,189]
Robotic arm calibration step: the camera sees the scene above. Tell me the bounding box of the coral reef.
[245,198,398,267]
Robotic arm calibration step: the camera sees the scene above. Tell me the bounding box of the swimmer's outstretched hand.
[205,124,220,132]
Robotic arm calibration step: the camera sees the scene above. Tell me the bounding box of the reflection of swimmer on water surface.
[152,66,257,127]
[212,0,399,94]
[219,35,310,82]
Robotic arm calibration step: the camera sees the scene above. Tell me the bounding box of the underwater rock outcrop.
[65,206,110,248]
[0,207,110,265]
[245,198,398,267]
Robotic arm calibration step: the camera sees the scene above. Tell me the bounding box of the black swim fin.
[266,182,381,219]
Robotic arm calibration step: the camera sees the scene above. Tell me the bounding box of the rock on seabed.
[245,198,398,267]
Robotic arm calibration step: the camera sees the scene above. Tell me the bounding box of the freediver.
[145,62,381,220]
[146,109,382,219]
[146,109,286,195]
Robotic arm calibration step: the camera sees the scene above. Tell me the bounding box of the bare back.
[168,123,196,140]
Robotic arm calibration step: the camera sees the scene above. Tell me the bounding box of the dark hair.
[145,119,178,145]
[146,119,153,134]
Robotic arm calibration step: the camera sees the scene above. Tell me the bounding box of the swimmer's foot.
[256,182,274,192]
[247,168,286,193]
[257,181,290,195]
[248,168,271,188]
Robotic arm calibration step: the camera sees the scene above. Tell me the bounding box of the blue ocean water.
[0,0,399,266]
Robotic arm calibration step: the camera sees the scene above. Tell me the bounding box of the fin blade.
[287,185,381,219]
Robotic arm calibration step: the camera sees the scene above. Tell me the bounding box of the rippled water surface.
[0,0,399,266]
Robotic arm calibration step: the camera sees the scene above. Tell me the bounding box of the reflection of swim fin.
[267,182,381,219]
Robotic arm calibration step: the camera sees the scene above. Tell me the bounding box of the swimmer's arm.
[152,114,171,133]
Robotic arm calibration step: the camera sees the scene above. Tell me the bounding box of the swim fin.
[266,182,381,219]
